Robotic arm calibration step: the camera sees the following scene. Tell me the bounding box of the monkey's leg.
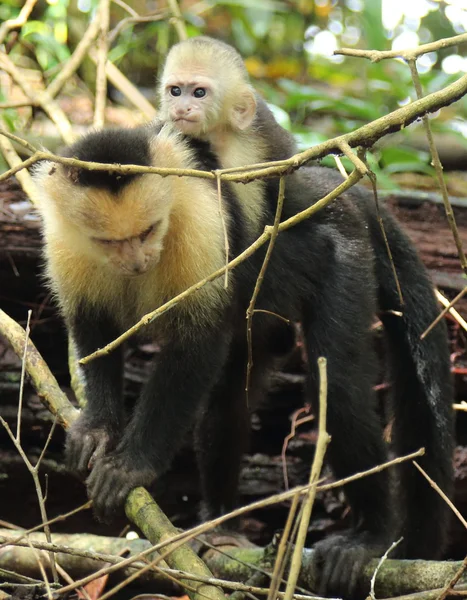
[66,309,124,479]
[303,291,394,598]
[194,342,255,521]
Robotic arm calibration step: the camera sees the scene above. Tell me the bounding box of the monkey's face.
[91,216,169,276]
[160,73,220,137]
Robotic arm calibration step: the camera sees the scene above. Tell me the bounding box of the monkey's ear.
[231,89,256,131]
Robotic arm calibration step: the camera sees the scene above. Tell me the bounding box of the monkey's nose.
[132,263,146,275]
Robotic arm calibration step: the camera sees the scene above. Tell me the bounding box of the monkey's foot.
[65,415,120,479]
[312,531,387,598]
[86,452,156,522]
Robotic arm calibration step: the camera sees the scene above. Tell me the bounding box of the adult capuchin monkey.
[33,122,453,599]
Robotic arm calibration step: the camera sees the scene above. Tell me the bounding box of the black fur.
[62,126,154,192]
[55,126,453,599]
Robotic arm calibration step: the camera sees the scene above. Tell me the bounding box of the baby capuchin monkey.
[158,36,297,218]
[33,123,453,599]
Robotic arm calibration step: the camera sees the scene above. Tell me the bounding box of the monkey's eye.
[140,224,156,241]
[94,237,117,246]
[170,86,182,97]
[193,88,206,98]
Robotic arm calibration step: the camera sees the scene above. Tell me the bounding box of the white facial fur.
[162,73,219,136]
[159,43,256,138]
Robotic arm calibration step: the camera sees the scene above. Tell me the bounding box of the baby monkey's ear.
[231,89,257,131]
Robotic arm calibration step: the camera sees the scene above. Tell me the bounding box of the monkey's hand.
[86,449,156,522]
[65,413,121,480]
[312,531,388,598]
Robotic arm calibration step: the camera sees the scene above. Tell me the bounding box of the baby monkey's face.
[161,73,219,137]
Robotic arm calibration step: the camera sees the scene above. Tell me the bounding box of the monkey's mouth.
[175,117,199,124]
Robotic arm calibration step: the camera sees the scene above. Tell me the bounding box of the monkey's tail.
[367,202,454,559]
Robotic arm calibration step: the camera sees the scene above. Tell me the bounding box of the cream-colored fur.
[33,126,231,334]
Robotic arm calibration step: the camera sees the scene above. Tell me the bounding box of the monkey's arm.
[87,316,231,521]
[66,306,124,479]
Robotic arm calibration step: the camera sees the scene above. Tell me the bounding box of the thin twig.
[267,490,300,600]
[167,0,188,41]
[94,0,110,129]
[215,172,230,288]
[284,358,330,600]
[47,12,101,99]
[16,309,32,443]
[335,32,467,63]
[421,286,467,339]
[2,71,467,183]
[25,538,52,600]
[246,177,286,399]
[369,538,403,600]
[407,58,466,273]
[0,53,74,143]
[0,0,38,45]
[412,461,467,529]
[435,289,467,333]
[50,448,425,598]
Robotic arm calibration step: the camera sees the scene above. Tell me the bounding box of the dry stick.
[0,100,39,108]
[367,170,404,305]
[410,461,467,600]
[167,0,188,41]
[0,309,78,428]
[88,51,157,119]
[0,0,38,45]
[108,13,168,46]
[0,135,40,205]
[0,128,37,154]
[16,310,32,443]
[412,462,467,529]
[98,554,214,600]
[111,0,139,16]
[335,32,467,62]
[214,171,230,288]
[39,451,427,598]
[369,538,403,600]
[245,177,285,400]
[81,171,362,364]
[0,53,74,144]
[284,358,330,600]
[94,0,110,129]
[437,556,467,600]
[0,414,59,582]
[435,289,467,333]
[217,72,467,181]
[51,559,92,600]
[0,534,315,600]
[26,538,53,600]
[407,58,467,273]
[267,485,302,600]
[2,70,467,185]
[0,502,91,551]
[0,146,215,184]
[47,13,102,99]
[421,286,467,339]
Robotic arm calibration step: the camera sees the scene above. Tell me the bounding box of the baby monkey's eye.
[193,88,206,98]
[170,86,182,97]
